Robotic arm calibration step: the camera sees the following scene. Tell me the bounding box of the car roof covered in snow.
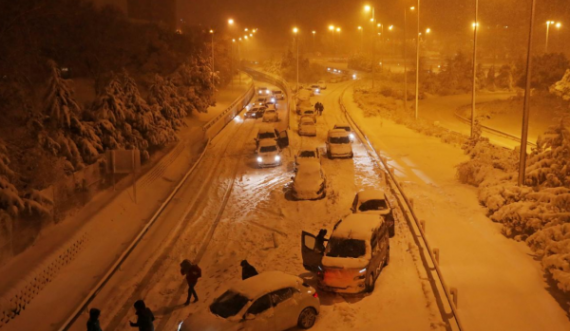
[328,129,350,137]
[331,214,384,241]
[300,116,316,124]
[334,123,350,129]
[297,160,321,174]
[357,189,387,202]
[258,138,278,147]
[258,125,275,134]
[231,271,301,299]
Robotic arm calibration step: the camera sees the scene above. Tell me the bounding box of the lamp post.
[209,29,215,87]
[365,4,377,88]
[328,25,335,54]
[545,20,562,53]
[312,30,316,51]
[471,0,479,138]
[414,0,420,120]
[404,7,415,112]
[293,27,300,93]
[518,0,537,186]
[358,26,363,51]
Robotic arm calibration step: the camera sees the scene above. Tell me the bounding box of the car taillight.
[312,292,318,298]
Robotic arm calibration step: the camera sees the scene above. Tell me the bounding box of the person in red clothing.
[180,259,201,305]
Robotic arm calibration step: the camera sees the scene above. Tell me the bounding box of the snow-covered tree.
[148,74,188,129]
[170,59,215,114]
[526,120,570,188]
[550,69,570,101]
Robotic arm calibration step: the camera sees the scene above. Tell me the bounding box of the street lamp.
[471,0,479,138]
[389,25,394,31]
[364,4,378,88]
[209,29,215,87]
[414,0,421,120]
[293,27,300,93]
[358,26,363,51]
[425,28,431,33]
[228,18,234,25]
[312,30,316,50]
[546,20,562,52]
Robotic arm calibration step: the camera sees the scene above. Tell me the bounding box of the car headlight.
[271,98,275,102]
[349,133,355,139]
[266,90,270,94]
[316,89,320,93]
[275,155,281,161]
[257,157,262,163]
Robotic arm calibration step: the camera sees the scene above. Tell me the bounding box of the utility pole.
[404,8,408,111]
[518,0,537,186]
[545,21,551,53]
[415,0,420,120]
[471,0,479,138]
[372,7,377,89]
[209,29,215,87]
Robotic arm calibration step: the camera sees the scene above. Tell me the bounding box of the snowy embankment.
[343,85,570,330]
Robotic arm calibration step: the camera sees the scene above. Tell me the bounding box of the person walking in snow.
[129,300,155,331]
[240,260,259,280]
[318,103,324,115]
[87,308,102,331]
[180,259,201,305]
[315,229,328,253]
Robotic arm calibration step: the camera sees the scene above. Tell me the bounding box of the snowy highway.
[46,77,452,331]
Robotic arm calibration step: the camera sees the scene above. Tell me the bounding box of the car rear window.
[210,290,250,318]
[329,136,350,144]
[299,151,316,158]
[359,199,389,212]
[259,132,276,139]
[260,145,277,153]
[326,238,366,258]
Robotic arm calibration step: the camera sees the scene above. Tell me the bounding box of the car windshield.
[260,145,277,153]
[326,238,366,258]
[210,290,250,318]
[299,151,316,158]
[304,111,314,114]
[359,199,389,212]
[258,132,276,139]
[273,90,281,94]
[329,136,350,144]
[257,98,266,102]
[265,110,275,114]
[336,126,350,132]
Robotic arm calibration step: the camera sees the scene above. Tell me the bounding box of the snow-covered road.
[54,77,451,331]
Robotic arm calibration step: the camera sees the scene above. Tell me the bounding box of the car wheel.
[327,150,332,159]
[298,307,318,329]
[365,272,376,292]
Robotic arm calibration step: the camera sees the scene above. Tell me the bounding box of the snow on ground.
[342,84,570,331]
[60,78,450,331]
[0,77,251,331]
[194,72,252,123]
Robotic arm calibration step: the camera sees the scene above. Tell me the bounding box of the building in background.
[127,0,177,30]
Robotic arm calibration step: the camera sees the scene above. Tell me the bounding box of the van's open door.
[278,130,289,149]
[301,231,323,273]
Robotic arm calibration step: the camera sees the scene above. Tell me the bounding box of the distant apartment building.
[127,0,177,30]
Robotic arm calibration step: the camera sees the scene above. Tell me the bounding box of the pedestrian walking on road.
[129,300,155,331]
[318,103,324,115]
[240,260,259,280]
[87,308,102,331]
[180,259,201,305]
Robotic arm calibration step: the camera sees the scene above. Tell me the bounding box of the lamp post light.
[228,18,234,25]
[404,7,414,111]
[414,0,420,121]
[209,29,215,87]
[470,0,479,138]
[312,30,316,51]
[546,20,562,52]
[293,27,300,93]
[364,4,377,88]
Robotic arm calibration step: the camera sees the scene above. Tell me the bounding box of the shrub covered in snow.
[458,119,570,297]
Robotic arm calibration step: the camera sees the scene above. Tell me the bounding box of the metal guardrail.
[339,85,465,331]
[453,110,536,147]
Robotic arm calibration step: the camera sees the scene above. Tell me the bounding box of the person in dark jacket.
[180,259,201,305]
[315,229,328,253]
[240,260,259,280]
[129,300,154,331]
[87,308,102,331]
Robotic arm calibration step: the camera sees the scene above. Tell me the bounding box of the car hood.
[181,310,240,331]
[322,256,369,269]
[293,175,323,194]
[258,151,279,158]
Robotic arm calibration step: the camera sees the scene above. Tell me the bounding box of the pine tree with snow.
[550,69,570,102]
[526,120,570,188]
[171,59,215,114]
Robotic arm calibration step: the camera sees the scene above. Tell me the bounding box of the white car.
[298,117,317,136]
[258,86,270,95]
[310,85,320,95]
[295,148,320,168]
[291,161,326,200]
[256,139,282,167]
[245,106,266,119]
[257,97,269,106]
[272,90,285,100]
[326,129,353,158]
[333,123,355,140]
[263,109,279,122]
[180,271,320,331]
[301,214,390,293]
[301,109,317,121]
[352,190,396,237]
[318,80,327,90]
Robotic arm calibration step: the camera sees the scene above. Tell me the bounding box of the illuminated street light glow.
[244,35,248,39]
[232,38,235,42]
[312,30,316,34]
[364,5,371,12]
[209,29,214,34]
[410,6,415,10]
[370,18,374,22]
[329,25,335,31]
[228,18,234,25]
[358,26,362,30]
[336,27,341,32]
[245,28,249,32]
[293,27,299,34]
[472,22,479,29]
[388,25,394,31]
[556,22,562,28]
[426,28,431,33]
[249,33,253,37]
[377,23,381,27]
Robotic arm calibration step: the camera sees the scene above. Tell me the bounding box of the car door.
[278,130,289,148]
[243,294,276,331]
[269,288,298,330]
[301,231,323,273]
